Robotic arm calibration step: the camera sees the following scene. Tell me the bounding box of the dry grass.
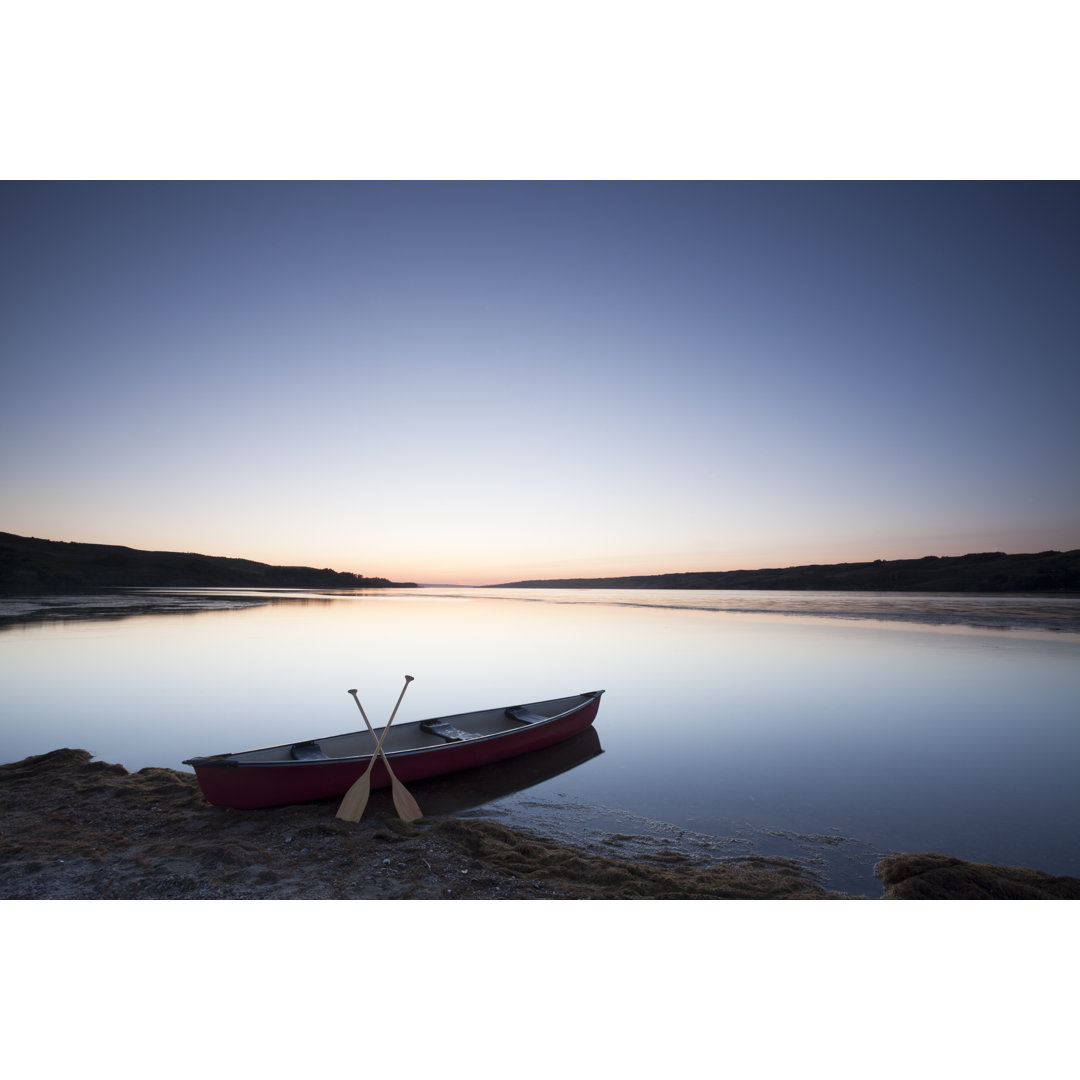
[423,818,843,899]
[0,748,845,899]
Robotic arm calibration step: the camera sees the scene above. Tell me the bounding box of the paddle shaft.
[350,691,417,785]
[385,674,414,730]
[348,675,412,776]
[349,692,395,776]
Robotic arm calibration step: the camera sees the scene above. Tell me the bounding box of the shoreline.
[4,587,1080,636]
[3,749,1078,900]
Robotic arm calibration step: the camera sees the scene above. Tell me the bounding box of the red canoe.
[184,690,605,810]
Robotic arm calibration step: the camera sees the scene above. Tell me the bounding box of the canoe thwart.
[420,719,475,743]
[290,740,328,761]
[506,707,548,725]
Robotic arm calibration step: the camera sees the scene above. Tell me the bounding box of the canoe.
[184,689,605,810]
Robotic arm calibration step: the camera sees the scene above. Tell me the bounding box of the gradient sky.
[2,181,1077,584]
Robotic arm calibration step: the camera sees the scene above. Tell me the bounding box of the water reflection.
[1,587,1077,896]
[366,726,603,818]
[440,587,1080,633]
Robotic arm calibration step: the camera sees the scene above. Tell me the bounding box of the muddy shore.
[3,749,1078,900]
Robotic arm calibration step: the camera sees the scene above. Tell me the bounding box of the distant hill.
[0,533,416,594]
[490,550,1080,593]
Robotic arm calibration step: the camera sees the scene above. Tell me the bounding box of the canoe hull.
[187,691,603,810]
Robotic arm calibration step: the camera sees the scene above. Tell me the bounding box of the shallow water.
[2,587,1078,896]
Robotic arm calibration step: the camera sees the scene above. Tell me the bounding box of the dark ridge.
[489,550,1080,593]
[0,532,416,594]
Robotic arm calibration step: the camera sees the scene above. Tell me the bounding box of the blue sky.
[2,181,1077,583]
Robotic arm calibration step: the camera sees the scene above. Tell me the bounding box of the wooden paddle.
[335,676,421,823]
[347,684,422,822]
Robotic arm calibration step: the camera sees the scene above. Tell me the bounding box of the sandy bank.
[3,749,1077,900]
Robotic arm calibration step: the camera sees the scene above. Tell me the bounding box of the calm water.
[2,587,1078,897]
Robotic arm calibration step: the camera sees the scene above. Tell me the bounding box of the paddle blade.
[335,772,373,822]
[390,778,423,823]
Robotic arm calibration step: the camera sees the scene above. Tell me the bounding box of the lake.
[2,586,1078,897]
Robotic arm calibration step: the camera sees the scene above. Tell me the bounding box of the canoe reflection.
[365,726,604,818]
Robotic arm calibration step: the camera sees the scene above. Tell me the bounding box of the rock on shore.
[875,851,1080,900]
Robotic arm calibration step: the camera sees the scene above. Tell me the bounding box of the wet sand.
[3,749,1077,900]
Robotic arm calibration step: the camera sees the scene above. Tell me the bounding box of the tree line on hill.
[0,533,415,594]
[490,549,1080,593]
[5,532,1076,596]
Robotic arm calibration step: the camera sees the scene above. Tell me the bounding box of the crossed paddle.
[335,675,423,823]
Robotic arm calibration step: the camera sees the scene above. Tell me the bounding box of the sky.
[2,180,1078,584]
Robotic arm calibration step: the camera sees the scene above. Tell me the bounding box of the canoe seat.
[506,707,548,725]
[420,719,475,743]
[290,740,327,761]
